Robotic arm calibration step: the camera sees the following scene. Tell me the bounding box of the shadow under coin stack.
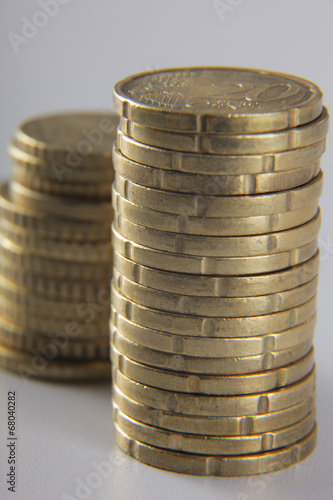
[110,68,330,476]
[0,112,118,381]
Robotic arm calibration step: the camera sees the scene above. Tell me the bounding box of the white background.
[0,1,333,499]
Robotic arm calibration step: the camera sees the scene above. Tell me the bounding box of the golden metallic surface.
[113,251,320,297]
[113,384,315,436]
[0,344,111,381]
[0,238,112,280]
[111,347,314,395]
[113,148,320,195]
[12,164,111,199]
[0,317,109,360]
[112,228,318,275]
[112,330,312,375]
[115,211,321,257]
[118,131,326,175]
[113,68,323,134]
[114,406,315,455]
[111,286,317,337]
[113,190,318,236]
[111,311,316,357]
[0,218,112,262]
[0,183,111,242]
[114,423,317,476]
[119,108,329,155]
[13,112,118,165]
[113,271,318,317]
[114,368,316,417]
[114,171,323,217]
[10,182,113,221]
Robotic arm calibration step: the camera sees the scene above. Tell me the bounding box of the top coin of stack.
[111,68,329,476]
[0,112,118,381]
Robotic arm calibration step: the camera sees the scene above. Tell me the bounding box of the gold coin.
[111,286,317,337]
[111,347,314,395]
[113,271,318,317]
[113,251,319,297]
[112,227,318,275]
[9,144,114,181]
[114,171,323,217]
[0,183,111,242]
[0,238,112,280]
[118,131,326,175]
[112,329,312,375]
[0,263,110,301]
[0,344,111,381]
[12,164,111,199]
[119,108,328,154]
[13,112,118,166]
[10,182,113,222]
[0,277,110,319]
[114,210,321,257]
[111,310,316,357]
[114,423,317,476]
[0,317,109,360]
[0,218,112,262]
[113,384,315,436]
[113,68,323,134]
[114,406,315,455]
[113,147,321,195]
[114,367,316,417]
[113,189,318,236]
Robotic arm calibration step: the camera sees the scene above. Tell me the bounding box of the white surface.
[0,0,333,498]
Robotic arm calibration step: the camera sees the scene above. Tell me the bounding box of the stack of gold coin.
[0,112,118,381]
[110,68,329,476]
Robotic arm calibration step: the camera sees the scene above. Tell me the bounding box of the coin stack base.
[0,113,119,381]
[111,68,328,475]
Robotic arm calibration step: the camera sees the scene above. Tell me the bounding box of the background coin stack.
[0,112,118,380]
[110,68,329,475]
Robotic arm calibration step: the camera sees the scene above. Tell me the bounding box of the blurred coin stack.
[110,68,329,476]
[0,112,118,381]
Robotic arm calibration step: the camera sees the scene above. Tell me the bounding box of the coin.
[113,148,321,195]
[114,423,317,476]
[114,406,315,455]
[13,112,118,166]
[113,251,320,297]
[113,68,323,134]
[119,108,329,154]
[114,171,323,217]
[114,367,316,417]
[0,218,112,262]
[0,183,111,242]
[112,227,318,275]
[113,271,318,317]
[0,317,109,360]
[111,347,314,395]
[113,384,315,436]
[0,344,111,380]
[12,164,111,199]
[118,131,326,175]
[111,286,317,337]
[111,310,316,357]
[113,190,318,236]
[112,330,312,375]
[10,182,113,221]
[115,210,321,257]
[0,238,112,280]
